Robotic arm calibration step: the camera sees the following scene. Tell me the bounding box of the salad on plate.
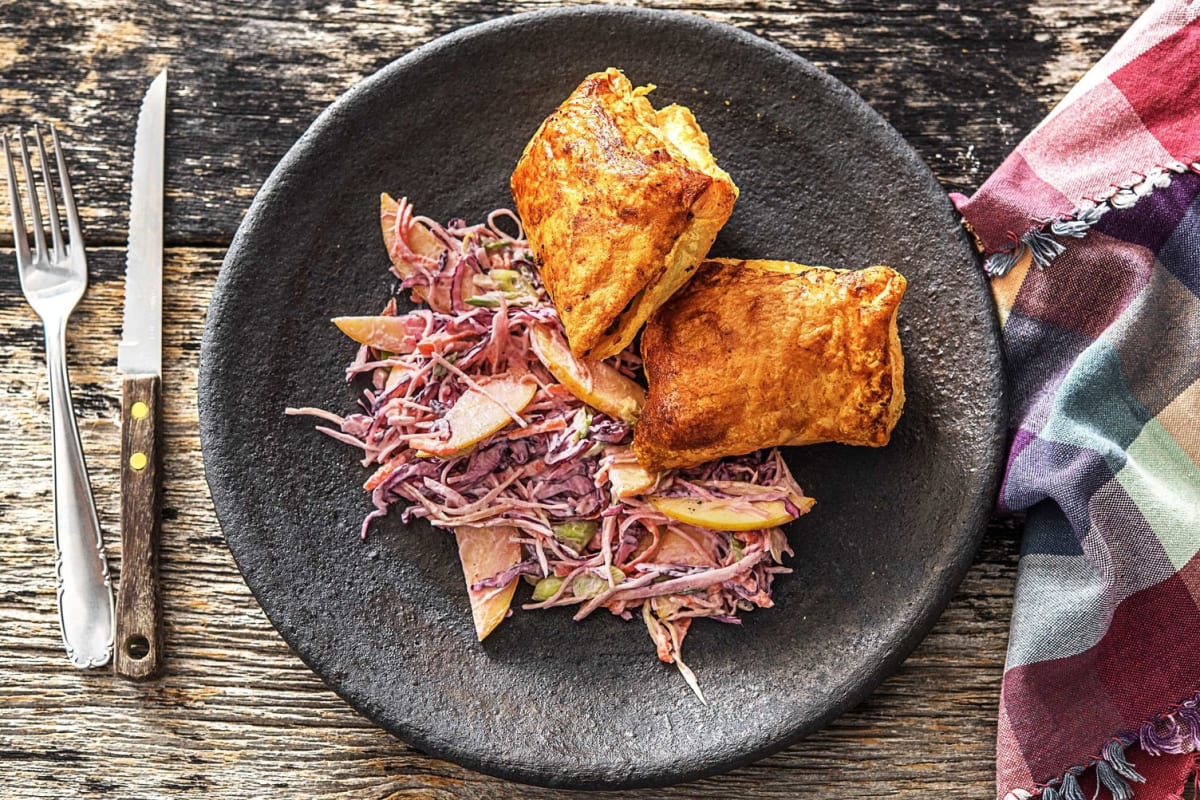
[288,195,815,700]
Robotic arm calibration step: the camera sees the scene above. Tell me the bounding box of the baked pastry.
[632,258,907,471]
[510,68,738,360]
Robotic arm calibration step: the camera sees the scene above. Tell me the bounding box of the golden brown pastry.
[632,258,907,471]
[510,68,738,360]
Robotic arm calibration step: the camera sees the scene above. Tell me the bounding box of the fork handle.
[44,318,115,668]
[114,375,164,680]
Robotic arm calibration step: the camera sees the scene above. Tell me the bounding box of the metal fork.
[4,126,114,668]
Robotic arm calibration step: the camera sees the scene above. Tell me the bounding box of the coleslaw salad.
[287,198,814,700]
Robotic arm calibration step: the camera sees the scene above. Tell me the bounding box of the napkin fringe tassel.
[983,158,1200,277]
[1017,688,1200,800]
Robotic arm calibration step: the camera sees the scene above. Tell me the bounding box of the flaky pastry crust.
[510,68,737,360]
[633,258,907,471]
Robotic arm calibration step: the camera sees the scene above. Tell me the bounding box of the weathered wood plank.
[0,240,1017,799]
[0,0,1145,797]
[0,1,1140,245]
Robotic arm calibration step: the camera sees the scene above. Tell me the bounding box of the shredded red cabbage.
[286,198,814,702]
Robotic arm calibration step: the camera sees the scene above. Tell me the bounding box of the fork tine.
[33,124,65,261]
[17,131,48,263]
[49,126,84,255]
[2,135,31,269]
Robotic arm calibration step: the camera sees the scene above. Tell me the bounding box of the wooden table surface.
[0,2,1142,798]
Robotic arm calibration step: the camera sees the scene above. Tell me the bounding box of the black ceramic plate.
[200,6,1004,790]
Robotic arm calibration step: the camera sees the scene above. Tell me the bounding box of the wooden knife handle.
[115,375,164,680]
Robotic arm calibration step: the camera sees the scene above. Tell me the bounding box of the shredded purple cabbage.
[286,198,815,701]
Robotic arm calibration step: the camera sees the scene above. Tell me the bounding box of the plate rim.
[199,4,1007,788]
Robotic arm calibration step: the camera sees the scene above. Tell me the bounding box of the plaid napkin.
[948,2,1200,798]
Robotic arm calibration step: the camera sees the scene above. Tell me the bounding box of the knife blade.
[115,68,166,680]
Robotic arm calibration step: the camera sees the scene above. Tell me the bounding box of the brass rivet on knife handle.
[115,374,163,679]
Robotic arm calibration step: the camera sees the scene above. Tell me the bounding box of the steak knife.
[115,69,167,680]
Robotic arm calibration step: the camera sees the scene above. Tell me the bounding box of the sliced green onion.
[552,519,598,552]
[570,407,592,442]
[464,295,503,308]
[532,576,564,601]
[490,268,522,290]
[572,567,624,598]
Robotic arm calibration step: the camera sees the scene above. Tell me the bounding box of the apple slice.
[608,458,658,498]
[409,373,538,457]
[381,192,447,268]
[454,524,522,641]
[384,364,406,393]
[654,529,710,566]
[333,315,426,353]
[647,495,813,531]
[530,324,645,424]
[381,193,455,310]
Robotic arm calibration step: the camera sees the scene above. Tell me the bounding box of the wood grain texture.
[114,374,163,680]
[0,1,1144,798]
